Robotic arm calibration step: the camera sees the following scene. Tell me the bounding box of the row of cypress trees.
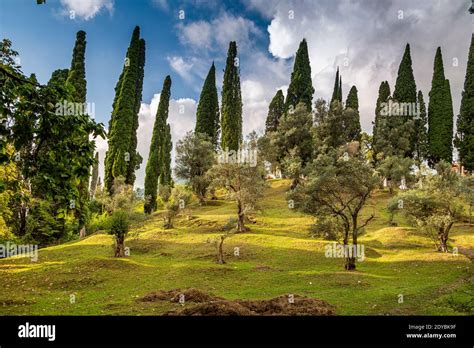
[106,30,473,217]
[372,41,469,168]
[264,39,361,144]
[194,41,244,152]
[264,39,315,135]
[142,41,244,213]
[264,36,471,172]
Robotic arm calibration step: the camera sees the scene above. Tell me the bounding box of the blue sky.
[0,0,269,121]
[1,0,472,188]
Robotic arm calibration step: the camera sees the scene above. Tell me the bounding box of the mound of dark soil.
[138,288,223,303]
[152,291,335,316]
[237,294,335,316]
[167,301,255,316]
[140,288,335,316]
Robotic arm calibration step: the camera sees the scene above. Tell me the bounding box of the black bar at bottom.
[0,316,472,346]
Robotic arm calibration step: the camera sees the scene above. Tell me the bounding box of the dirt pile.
[237,294,335,316]
[138,288,223,303]
[139,288,335,316]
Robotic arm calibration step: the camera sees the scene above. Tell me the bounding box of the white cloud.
[177,12,262,52]
[167,56,194,82]
[241,79,269,136]
[60,0,114,20]
[177,21,213,49]
[95,94,197,189]
[255,0,470,132]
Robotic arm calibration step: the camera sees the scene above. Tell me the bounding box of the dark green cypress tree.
[331,67,340,105]
[345,85,359,110]
[265,89,284,133]
[125,38,146,186]
[428,47,454,165]
[66,30,87,102]
[160,124,172,187]
[47,69,69,88]
[144,76,171,214]
[372,81,391,162]
[455,34,474,173]
[195,62,220,146]
[90,152,99,197]
[413,90,428,166]
[338,76,342,102]
[105,26,145,193]
[220,41,242,151]
[393,43,417,158]
[393,44,417,104]
[344,85,361,141]
[284,39,314,112]
[65,30,90,229]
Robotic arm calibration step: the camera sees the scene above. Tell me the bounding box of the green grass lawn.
[1,179,472,315]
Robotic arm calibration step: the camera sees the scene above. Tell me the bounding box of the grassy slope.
[0,180,472,315]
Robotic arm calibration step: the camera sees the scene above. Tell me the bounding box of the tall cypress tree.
[90,152,99,198]
[220,41,242,151]
[144,76,171,214]
[338,76,342,102]
[160,124,172,187]
[331,67,340,105]
[413,90,428,166]
[126,38,146,186]
[195,62,220,146]
[344,85,361,141]
[66,30,87,102]
[345,85,359,110]
[455,34,474,173]
[428,47,454,165]
[284,39,314,112]
[372,81,391,162]
[265,89,284,133]
[393,44,417,104]
[105,26,145,193]
[393,43,417,158]
[66,30,90,229]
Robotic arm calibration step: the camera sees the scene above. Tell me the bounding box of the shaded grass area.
[0,179,472,315]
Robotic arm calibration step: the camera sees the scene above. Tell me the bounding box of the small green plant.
[159,186,192,229]
[108,210,129,257]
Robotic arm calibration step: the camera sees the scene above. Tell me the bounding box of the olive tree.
[174,131,216,205]
[208,143,265,232]
[388,161,464,252]
[289,148,379,270]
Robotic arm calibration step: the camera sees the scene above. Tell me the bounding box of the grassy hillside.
[0,180,472,315]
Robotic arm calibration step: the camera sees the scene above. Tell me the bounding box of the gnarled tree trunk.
[115,234,125,257]
[217,235,225,264]
[437,222,453,252]
[236,199,248,233]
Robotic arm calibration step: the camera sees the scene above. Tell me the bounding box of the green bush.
[86,213,109,234]
[108,210,129,237]
[310,216,342,241]
[24,200,75,246]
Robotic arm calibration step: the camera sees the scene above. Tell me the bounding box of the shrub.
[310,216,342,241]
[86,213,109,234]
[107,210,130,257]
